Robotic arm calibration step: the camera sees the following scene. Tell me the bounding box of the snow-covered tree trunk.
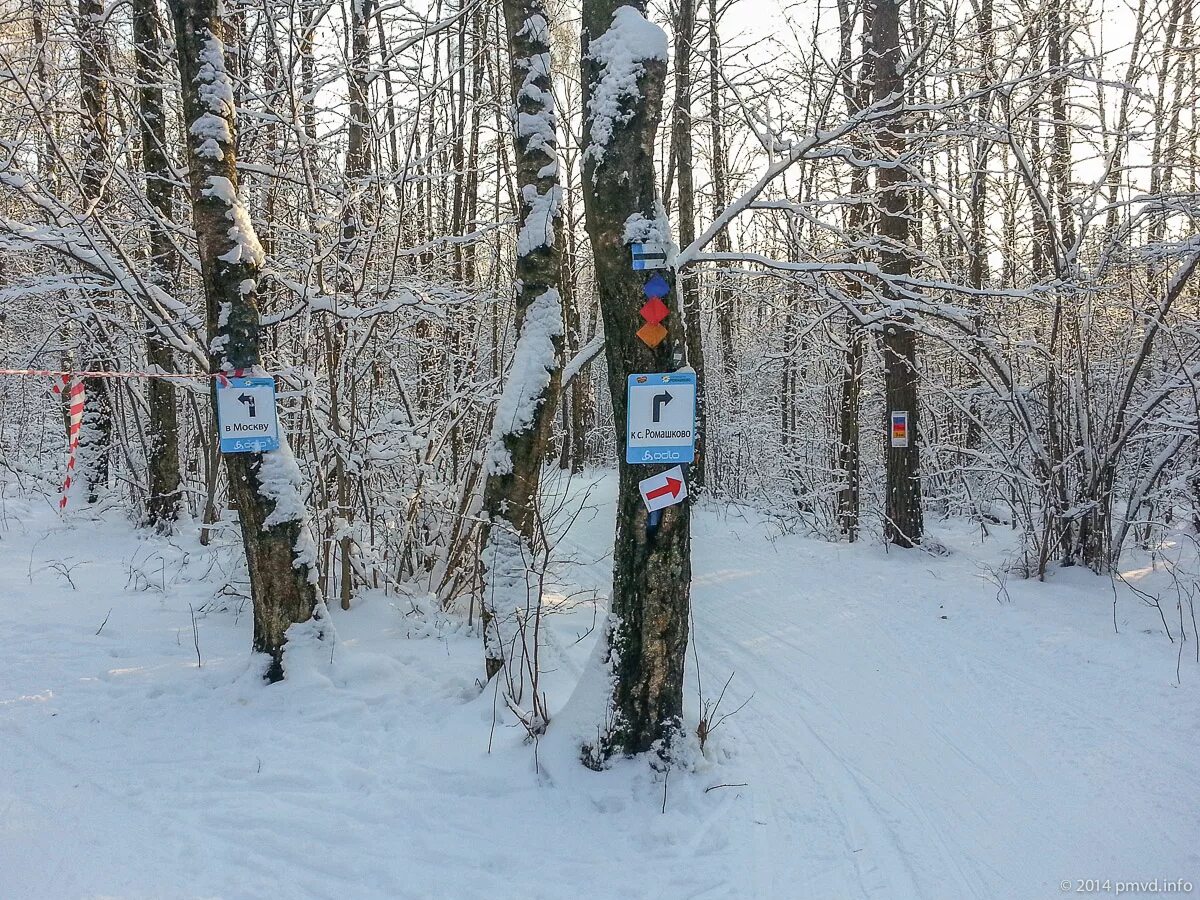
[76,0,112,503]
[581,1,690,759]
[133,0,183,527]
[554,51,591,476]
[836,0,870,541]
[168,0,318,682]
[480,0,566,685]
[964,0,994,453]
[837,321,864,539]
[31,0,57,195]
[325,0,374,609]
[874,0,923,547]
[558,203,586,474]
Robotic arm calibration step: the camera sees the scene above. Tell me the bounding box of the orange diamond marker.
[639,296,669,325]
[636,322,668,348]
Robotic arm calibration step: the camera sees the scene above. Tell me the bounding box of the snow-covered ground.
[1,473,1197,899]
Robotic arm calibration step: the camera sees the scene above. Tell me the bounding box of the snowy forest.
[1,0,1199,892]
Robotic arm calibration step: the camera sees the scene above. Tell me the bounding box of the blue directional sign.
[631,242,670,270]
[626,371,697,464]
[216,376,280,454]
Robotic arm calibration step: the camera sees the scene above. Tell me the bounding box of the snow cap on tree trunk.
[584,6,668,163]
[624,205,673,247]
[189,36,236,159]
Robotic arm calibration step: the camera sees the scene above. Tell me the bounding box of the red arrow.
[646,476,683,502]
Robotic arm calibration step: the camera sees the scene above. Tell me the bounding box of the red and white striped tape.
[3,367,252,509]
[50,375,85,509]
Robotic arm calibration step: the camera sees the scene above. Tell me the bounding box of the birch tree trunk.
[168,0,318,682]
[479,0,565,686]
[581,1,690,759]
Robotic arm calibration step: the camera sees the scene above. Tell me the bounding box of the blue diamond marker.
[643,274,670,298]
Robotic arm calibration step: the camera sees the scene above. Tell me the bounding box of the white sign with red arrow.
[638,465,688,512]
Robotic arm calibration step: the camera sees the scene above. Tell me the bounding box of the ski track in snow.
[681,510,1200,900]
[1,476,1198,899]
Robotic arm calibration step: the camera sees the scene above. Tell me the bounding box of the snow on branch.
[562,327,606,387]
[0,215,207,365]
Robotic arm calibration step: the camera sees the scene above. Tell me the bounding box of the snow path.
[1,476,1198,899]
[681,510,1200,899]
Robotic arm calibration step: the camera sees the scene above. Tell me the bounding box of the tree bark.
[964,0,994,452]
[479,0,566,685]
[581,1,690,759]
[874,0,923,547]
[168,0,318,682]
[835,0,870,540]
[561,132,589,474]
[77,0,113,502]
[837,321,864,539]
[326,0,375,609]
[558,211,584,472]
[133,0,183,527]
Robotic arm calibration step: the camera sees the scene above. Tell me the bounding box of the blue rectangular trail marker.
[631,242,670,271]
[626,371,697,464]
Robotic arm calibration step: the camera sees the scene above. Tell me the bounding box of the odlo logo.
[639,450,682,462]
